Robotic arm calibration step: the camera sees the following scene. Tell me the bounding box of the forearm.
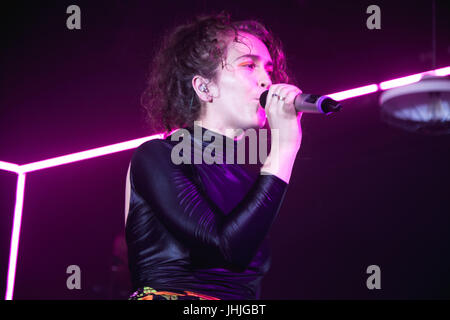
[220,174,288,267]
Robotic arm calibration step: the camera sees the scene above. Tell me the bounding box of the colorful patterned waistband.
[129,286,221,300]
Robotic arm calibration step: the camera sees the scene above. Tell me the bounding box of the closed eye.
[240,62,272,75]
[239,62,256,69]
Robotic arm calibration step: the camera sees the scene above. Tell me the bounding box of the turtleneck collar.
[188,124,239,146]
[183,123,241,164]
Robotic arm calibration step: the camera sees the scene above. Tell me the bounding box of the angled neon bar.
[19,133,165,173]
[4,173,26,301]
[0,161,21,174]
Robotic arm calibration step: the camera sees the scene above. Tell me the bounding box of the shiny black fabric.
[125,124,289,300]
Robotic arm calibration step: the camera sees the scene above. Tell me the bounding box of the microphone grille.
[259,90,269,108]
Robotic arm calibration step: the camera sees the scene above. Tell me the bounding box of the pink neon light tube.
[379,66,450,90]
[0,161,21,173]
[5,173,26,301]
[327,84,379,101]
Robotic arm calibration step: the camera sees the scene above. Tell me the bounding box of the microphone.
[259,90,343,115]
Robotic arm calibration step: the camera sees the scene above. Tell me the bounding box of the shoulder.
[131,135,193,172]
[135,138,173,154]
[131,138,173,165]
[129,137,195,192]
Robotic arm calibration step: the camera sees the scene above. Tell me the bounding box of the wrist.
[260,150,298,184]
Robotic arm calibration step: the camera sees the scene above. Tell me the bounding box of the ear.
[192,75,214,103]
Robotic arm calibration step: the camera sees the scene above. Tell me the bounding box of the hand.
[264,83,303,152]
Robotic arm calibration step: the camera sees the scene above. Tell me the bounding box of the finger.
[275,87,298,114]
[280,87,298,104]
[276,85,297,101]
[265,84,278,113]
[284,90,299,114]
[272,84,289,107]
[266,84,283,113]
[267,84,302,115]
[282,86,301,100]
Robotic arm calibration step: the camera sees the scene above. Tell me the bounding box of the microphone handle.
[259,91,342,115]
[294,94,343,115]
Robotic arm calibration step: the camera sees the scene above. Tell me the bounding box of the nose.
[258,70,272,89]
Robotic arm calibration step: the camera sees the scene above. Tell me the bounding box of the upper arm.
[130,140,224,252]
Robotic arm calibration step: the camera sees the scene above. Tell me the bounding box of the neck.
[193,120,246,141]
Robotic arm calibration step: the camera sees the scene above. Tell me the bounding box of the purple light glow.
[1,66,448,299]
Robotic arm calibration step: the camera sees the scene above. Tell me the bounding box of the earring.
[199,83,209,93]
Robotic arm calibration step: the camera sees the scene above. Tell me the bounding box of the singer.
[125,12,303,300]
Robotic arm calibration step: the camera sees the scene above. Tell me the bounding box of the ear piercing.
[199,83,213,102]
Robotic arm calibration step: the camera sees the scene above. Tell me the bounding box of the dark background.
[1,0,449,299]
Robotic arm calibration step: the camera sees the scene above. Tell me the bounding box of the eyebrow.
[234,54,273,67]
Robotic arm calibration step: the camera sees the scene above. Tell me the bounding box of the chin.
[237,113,265,131]
[244,117,263,130]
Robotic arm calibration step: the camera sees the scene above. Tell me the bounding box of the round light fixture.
[379,75,450,135]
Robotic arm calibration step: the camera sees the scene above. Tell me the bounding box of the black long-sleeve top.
[125,124,289,299]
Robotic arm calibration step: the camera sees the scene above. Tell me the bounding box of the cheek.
[218,74,243,98]
[217,70,257,107]
[227,70,256,89]
[239,71,258,86]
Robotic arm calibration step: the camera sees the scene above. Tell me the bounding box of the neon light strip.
[380,74,424,90]
[0,161,21,173]
[327,84,379,101]
[5,173,26,301]
[326,66,450,100]
[20,133,165,173]
[434,66,450,77]
[0,65,448,300]
[379,66,450,91]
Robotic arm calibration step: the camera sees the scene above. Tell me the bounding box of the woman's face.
[209,32,273,131]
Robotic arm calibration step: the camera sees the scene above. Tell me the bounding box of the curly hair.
[140,12,292,134]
